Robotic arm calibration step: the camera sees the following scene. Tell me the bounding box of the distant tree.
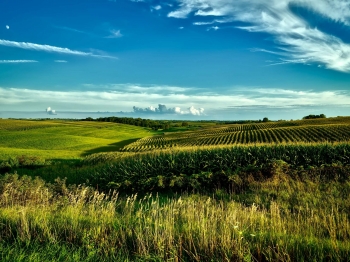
[262,117,269,122]
[162,124,170,130]
[303,114,326,120]
[181,122,189,127]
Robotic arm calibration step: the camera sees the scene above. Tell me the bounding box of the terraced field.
[0,119,155,159]
[122,117,350,152]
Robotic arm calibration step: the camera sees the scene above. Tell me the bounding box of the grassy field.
[0,117,350,261]
[0,119,156,160]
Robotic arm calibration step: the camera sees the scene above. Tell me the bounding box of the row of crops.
[178,117,350,137]
[91,143,350,192]
[122,123,350,152]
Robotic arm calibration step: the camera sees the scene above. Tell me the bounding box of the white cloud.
[0,39,116,58]
[249,48,284,56]
[193,21,215,25]
[167,0,350,72]
[46,107,57,115]
[83,83,200,95]
[207,26,219,31]
[153,5,162,10]
[265,58,308,66]
[0,60,38,63]
[0,85,349,114]
[6,25,9,30]
[188,106,205,115]
[54,60,68,63]
[105,29,123,38]
[133,104,205,115]
[55,26,90,35]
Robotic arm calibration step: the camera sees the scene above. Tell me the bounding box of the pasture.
[0,119,156,160]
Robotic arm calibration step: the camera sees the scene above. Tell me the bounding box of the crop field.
[122,117,350,152]
[0,119,155,160]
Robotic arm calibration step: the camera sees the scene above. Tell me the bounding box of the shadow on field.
[81,138,139,156]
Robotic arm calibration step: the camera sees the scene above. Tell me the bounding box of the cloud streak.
[0,60,38,63]
[166,0,350,72]
[0,85,349,113]
[0,39,116,58]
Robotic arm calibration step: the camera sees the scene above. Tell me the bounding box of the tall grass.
[0,172,349,261]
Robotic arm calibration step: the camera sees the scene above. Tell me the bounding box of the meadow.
[0,117,349,261]
[0,119,156,160]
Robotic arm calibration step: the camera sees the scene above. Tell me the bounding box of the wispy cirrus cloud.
[55,26,90,35]
[0,60,38,63]
[105,29,123,38]
[166,0,350,73]
[0,39,116,58]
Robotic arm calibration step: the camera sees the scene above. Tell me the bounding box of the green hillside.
[0,119,156,160]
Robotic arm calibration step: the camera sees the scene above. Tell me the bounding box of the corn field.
[91,143,350,192]
[122,120,350,152]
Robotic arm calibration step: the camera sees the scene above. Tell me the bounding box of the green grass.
[0,173,349,261]
[0,120,156,160]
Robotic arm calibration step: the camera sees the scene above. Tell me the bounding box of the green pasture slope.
[0,119,156,160]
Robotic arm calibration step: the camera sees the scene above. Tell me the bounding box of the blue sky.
[1,0,350,120]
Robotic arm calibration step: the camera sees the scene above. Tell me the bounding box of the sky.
[1,0,350,120]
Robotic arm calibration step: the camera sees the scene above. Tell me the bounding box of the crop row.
[122,124,350,152]
[176,117,350,138]
[91,143,350,192]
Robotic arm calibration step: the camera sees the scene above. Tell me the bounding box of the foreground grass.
[0,172,349,261]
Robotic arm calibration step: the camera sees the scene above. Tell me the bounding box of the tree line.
[83,117,171,130]
[302,114,326,119]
